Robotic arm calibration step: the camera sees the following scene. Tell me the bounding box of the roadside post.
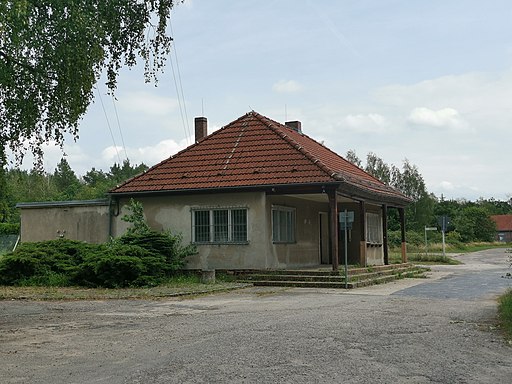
[424,226,437,257]
[437,216,451,257]
[339,210,354,288]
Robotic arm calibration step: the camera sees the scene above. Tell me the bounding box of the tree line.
[347,150,512,243]
[0,158,148,224]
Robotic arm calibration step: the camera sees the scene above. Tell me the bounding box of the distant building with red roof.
[108,111,411,270]
[490,215,512,242]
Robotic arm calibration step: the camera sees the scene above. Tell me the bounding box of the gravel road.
[1,248,511,383]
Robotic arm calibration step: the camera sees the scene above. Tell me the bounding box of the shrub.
[118,230,193,273]
[19,272,70,287]
[387,230,402,248]
[0,223,20,235]
[0,254,43,285]
[0,200,196,287]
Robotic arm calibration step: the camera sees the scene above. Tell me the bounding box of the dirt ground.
[1,248,511,383]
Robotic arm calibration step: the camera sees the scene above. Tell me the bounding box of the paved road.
[394,250,512,301]
[1,248,511,383]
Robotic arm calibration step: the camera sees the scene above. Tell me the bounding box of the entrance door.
[319,212,330,264]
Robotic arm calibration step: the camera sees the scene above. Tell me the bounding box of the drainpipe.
[108,196,113,239]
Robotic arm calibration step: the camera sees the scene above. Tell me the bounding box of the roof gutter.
[108,182,342,198]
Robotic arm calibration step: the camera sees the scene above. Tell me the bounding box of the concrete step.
[237,264,428,289]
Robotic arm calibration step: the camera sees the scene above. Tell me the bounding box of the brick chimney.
[195,117,207,142]
[285,120,302,133]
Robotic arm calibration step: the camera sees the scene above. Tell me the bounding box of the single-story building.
[490,214,512,242]
[16,199,111,244]
[107,111,411,270]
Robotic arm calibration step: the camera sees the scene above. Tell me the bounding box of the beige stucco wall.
[112,192,271,270]
[113,192,333,270]
[20,204,110,244]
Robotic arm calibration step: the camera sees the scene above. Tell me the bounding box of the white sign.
[338,211,355,223]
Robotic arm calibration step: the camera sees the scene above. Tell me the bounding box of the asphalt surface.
[1,248,511,383]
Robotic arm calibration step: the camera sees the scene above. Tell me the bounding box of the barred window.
[272,206,296,243]
[366,212,383,244]
[192,208,248,244]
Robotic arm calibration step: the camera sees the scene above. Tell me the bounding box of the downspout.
[108,196,120,240]
[108,196,113,239]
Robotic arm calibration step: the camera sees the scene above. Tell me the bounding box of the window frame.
[191,207,248,244]
[271,205,296,244]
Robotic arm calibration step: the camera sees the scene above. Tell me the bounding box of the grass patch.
[389,251,461,265]
[498,289,512,341]
[408,253,462,265]
[0,274,248,301]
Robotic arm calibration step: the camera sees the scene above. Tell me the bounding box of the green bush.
[19,272,70,287]
[0,239,90,285]
[0,223,20,235]
[387,230,402,248]
[0,254,43,285]
[406,231,424,247]
[0,199,196,288]
[118,230,192,272]
[0,233,195,287]
[74,242,169,287]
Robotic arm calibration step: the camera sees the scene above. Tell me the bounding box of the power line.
[111,95,129,162]
[169,18,192,144]
[95,87,122,165]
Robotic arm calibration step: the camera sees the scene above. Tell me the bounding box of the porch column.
[359,201,367,267]
[328,190,339,271]
[399,207,407,263]
[382,204,389,265]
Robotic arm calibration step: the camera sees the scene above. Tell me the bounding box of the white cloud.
[407,107,467,130]
[102,136,192,166]
[344,113,388,133]
[272,80,303,93]
[117,91,179,116]
[439,181,455,191]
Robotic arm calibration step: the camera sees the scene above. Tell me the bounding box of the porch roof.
[110,111,411,206]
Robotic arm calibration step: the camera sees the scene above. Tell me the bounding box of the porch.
[233,263,427,289]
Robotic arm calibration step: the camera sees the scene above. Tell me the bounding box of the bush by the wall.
[0,199,196,287]
[0,239,90,285]
[0,232,195,287]
[0,223,20,235]
[74,242,168,287]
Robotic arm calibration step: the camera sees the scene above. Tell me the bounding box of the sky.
[20,0,512,201]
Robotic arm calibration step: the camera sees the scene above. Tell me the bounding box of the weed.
[498,289,512,340]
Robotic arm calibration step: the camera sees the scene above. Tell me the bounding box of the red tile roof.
[110,111,410,205]
[491,215,512,231]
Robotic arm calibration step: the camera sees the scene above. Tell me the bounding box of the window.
[272,206,296,243]
[192,208,248,243]
[366,212,383,244]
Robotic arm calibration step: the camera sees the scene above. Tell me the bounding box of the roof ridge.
[250,112,341,181]
[250,111,393,188]
[249,111,406,199]
[110,113,255,192]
